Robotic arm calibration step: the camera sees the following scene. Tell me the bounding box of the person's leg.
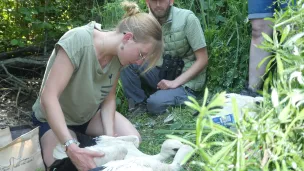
[120,64,147,105]
[249,19,273,91]
[147,87,195,115]
[40,128,77,167]
[85,109,141,140]
[120,64,160,111]
[32,113,78,168]
[248,0,274,91]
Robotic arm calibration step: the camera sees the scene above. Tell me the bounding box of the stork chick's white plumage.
[53,135,184,167]
[101,144,194,171]
[94,135,183,162]
[53,143,128,166]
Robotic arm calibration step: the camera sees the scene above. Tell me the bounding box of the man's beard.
[150,3,171,20]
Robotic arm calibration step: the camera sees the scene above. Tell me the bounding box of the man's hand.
[157,79,178,90]
[66,143,105,171]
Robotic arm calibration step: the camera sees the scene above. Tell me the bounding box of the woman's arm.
[40,47,103,170]
[100,73,120,136]
[40,47,74,145]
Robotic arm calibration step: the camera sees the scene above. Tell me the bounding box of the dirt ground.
[0,90,35,129]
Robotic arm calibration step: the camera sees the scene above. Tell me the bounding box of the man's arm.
[157,12,208,90]
[100,73,120,136]
[173,47,208,86]
[157,48,208,89]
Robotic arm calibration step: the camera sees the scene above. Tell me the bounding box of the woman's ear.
[122,32,134,43]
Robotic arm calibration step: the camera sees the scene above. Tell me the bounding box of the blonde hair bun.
[121,1,140,18]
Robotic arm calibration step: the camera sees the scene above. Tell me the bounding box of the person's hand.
[157,79,178,90]
[66,143,105,171]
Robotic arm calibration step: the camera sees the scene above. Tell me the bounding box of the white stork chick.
[86,145,128,166]
[53,135,184,166]
[101,144,194,171]
[94,135,183,162]
[53,144,128,166]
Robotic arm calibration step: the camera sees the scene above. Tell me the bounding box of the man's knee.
[146,96,167,115]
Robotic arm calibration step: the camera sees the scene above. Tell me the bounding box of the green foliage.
[201,0,251,93]
[1,0,250,94]
[169,1,304,170]
[0,0,104,52]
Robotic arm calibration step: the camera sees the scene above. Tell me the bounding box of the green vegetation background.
[0,0,252,170]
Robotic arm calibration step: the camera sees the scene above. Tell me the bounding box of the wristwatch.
[63,139,80,152]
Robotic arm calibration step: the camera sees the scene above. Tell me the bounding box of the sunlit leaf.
[283,32,304,48]
[289,71,304,85]
[181,148,196,165]
[184,101,201,112]
[207,92,226,109]
[278,103,291,123]
[271,89,279,108]
[211,140,236,164]
[280,25,291,43]
[262,32,273,43]
[257,55,272,69]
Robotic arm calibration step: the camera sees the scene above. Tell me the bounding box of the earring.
[120,45,124,50]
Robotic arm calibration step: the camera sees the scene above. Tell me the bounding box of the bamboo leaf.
[196,117,207,145]
[239,137,245,171]
[282,160,288,171]
[275,161,281,171]
[283,32,304,48]
[197,148,211,163]
[278,103,291,123]
[202,87,209,107]
[265,58,275,73]
[187,96,200,106]
[202,130,221,143]
[232,97,240,125]
[263,74,271,98]
[262,32,273,43]
[293,154,304,169]
[207,91,226,109]
[209,123,237,137]
[181,148,196,165]
[166,135,196,147]
[271,89,279,108]
[211,140,237,165]
[257,55,273,69]
[184,101,201,112]
[280,25,291,43]
[276,53,284,81]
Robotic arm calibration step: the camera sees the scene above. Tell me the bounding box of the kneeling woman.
[31,1,163,170]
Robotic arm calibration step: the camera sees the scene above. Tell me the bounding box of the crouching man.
[121,0,208,115]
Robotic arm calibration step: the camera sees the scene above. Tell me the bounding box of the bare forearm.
[41,95,73,144]
[174,58,208,87]
[100,99,116,136]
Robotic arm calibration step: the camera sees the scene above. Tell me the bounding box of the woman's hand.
[66,143,105,171]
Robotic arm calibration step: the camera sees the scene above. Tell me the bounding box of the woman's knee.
[114,112,141,141]
[40,129,76,167]
[40,130,60,167]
